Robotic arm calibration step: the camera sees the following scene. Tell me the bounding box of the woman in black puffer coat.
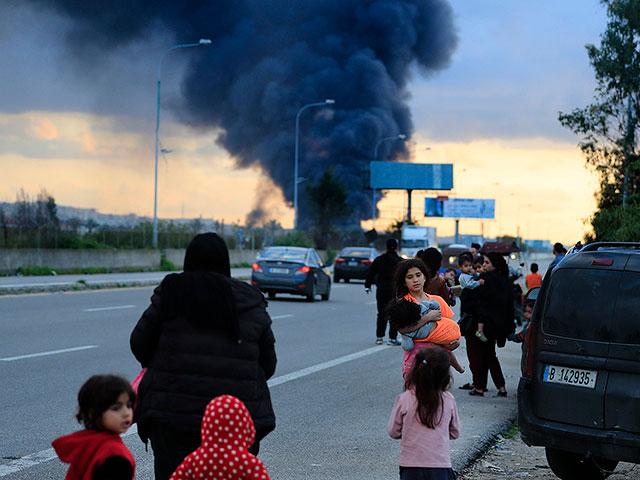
[130,233,276,480]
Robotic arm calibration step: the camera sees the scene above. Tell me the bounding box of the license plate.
[269,267,289,274]
[348,261,358,266]
[543,364,597,389]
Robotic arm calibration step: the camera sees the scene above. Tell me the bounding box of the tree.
[305,167,353,249]
[558,0,640,240]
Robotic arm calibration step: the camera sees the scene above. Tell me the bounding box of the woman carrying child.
[465,252,514,397]
[388,346,460,480]
[392,258,462,376]
[52,374,136,480]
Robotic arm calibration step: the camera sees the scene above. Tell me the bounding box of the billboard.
[425,198,495,219]
[370,162,453,190]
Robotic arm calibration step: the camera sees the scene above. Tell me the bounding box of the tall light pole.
[293,99,335,230]
[371,134,406,230]
[152,38,212,248]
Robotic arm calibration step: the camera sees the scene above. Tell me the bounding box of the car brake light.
[360,259,372,265]
[592,258,614,266]
[297,266,311,274]
[252,263,262,271]
[522,322,538,378]
[335,258,345,264]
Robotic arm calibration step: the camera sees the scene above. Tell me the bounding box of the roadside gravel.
[458,426,640,479]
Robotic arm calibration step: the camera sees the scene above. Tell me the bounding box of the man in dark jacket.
[130,233,276,480]
[365,238,402,345]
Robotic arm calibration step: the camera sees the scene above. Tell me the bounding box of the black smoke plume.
[27,0,458,227]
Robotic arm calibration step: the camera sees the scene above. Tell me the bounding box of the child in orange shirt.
[387,297,464,375]
[526,263,542,290]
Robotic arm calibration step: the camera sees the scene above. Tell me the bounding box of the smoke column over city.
[25,0,458,226]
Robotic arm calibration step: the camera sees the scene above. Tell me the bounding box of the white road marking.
[365,301,377,304]
[84,305,136,312]
[271,314,294,320]
[0,345,387,476]
[0,345,98,362]
[268,345,387,387]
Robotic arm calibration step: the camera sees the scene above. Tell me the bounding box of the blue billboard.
[425,198,495,219]
[370,162,453,190]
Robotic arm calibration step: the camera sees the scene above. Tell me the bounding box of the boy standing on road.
[365,238,402,345]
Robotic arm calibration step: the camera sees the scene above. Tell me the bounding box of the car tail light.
[252,263,263,271]
[521,322,538,378]
[335,258,345,264]
[296,266,311,274]
[592,258,614,266]
[360,259,372,265]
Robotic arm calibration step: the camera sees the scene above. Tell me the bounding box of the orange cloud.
[31,117,58,140]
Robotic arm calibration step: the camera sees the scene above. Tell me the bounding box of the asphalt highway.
[0,281,522,479]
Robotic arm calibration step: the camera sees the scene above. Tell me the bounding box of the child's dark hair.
[76,374,136,430]
[405,346,451,428]
[385,298,422,331]
[445,267,457,276]
[473,254,484,266]
[458,252,473,266]
[393,258,430,297]
[531,262,538,273]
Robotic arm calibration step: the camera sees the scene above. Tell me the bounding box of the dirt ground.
[458,427,640,479]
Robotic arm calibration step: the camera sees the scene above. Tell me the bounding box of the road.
[0,281,522,479]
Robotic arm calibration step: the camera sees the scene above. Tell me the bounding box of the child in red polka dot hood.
[169,395,271,480]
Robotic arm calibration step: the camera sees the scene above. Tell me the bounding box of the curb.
[452,410,518,475]
[0,276,251,296]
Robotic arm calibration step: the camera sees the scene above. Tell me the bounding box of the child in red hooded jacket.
[52,374,136,480]
[169,395,270,480]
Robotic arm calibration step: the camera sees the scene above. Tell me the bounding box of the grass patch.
[502,421,520,439]
[231,262,251,268]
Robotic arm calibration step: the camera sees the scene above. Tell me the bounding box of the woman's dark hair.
[486,252,509,277]
[393,258,430,297]
[385,298,422,331]
[76,374,136,430]
[405,346,451,428]
[417,248,441,279]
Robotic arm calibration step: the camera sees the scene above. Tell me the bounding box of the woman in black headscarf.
[465,252,514,397]
[130,233,276,480]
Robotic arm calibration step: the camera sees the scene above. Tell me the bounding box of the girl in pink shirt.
[388,346,460,480]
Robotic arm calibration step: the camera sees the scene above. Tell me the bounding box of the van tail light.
[252,263,263,272]
[360,259,372,265]
[335,258,345,264]
[521,322,538,378]
[296,266,311,274]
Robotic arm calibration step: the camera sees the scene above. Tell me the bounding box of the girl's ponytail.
[405,346,451,428]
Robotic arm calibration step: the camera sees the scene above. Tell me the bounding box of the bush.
[16,266,55,276]
[325,247,337,264]
[160,255,177,271]
[273,231,313,248]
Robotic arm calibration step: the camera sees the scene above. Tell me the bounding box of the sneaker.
[508,332,524,343]
[387,339,401,346]
[475,331,488,342]
[376,338,384,345]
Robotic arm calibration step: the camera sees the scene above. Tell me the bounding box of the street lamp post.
[152,38,212,249]
[293,99,335,230]
[371,134,406,230]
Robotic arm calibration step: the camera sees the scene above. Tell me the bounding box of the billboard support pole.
[455,219,460,244]
[406,189,413,223]
[372,188,376,230]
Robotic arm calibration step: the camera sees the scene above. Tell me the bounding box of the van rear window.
[542,269,620,342]
[611,272,640,344]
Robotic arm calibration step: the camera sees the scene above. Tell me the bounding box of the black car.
[333,247,378,283]
[518,242,640,479]
[251,246,331,301]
